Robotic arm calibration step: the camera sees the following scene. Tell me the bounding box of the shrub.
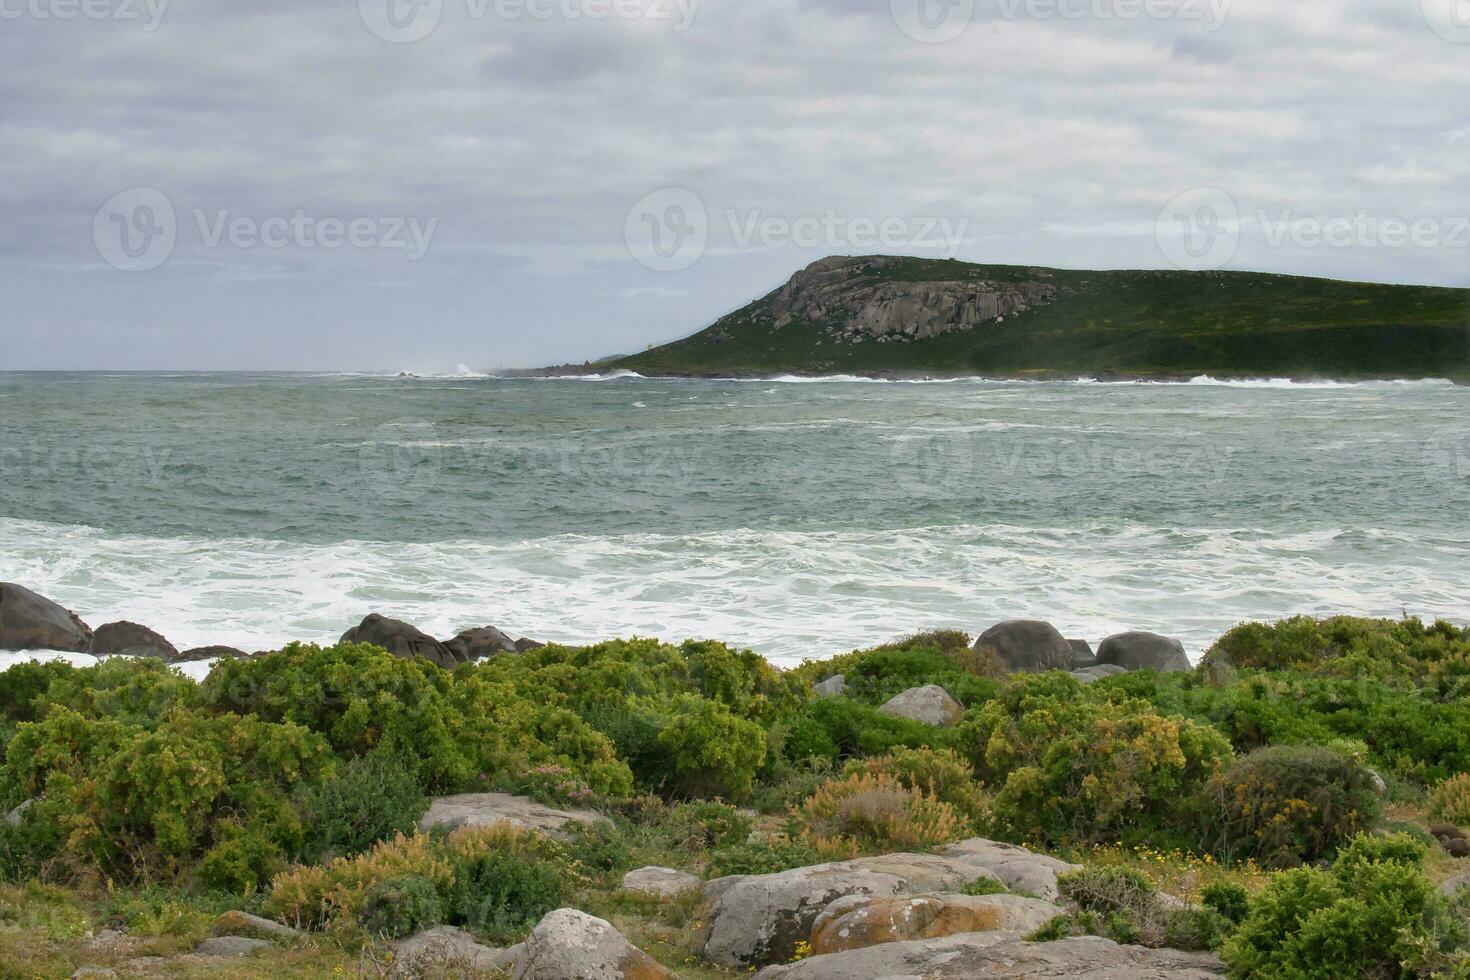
[360,874,442,939]
[706,836,823,878]
[1429,774,1470,826]
[1052,867,1228,952]
[793,772,965,852]
[962,674,1233,847]
[511,765,598,808]
[1203,745,1381,868]
[653,695,766,801]
[445,848,564,943]
[1221,833,1468,978]
[795,698,953,762]
[1202,615,1470,680]
[296,750,426,865]
[843,747,985,824]
[1201,880,1250,924]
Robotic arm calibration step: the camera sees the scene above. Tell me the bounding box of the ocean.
[2,371,1467,669]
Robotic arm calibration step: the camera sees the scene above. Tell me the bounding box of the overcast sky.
[2,0,1468,370]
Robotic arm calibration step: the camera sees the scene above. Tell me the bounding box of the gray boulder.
[419,793,603,837]
[1097,632,1192,673]
[1441,872,1470,897]
[177,645,248,663]
[194,937,269,957]
[393,926,518,976]
[974,620,1073,673]
[91,621,178,661]
[752,933,1226,979]
[512,908,675,979]
[0,583,92,652]
[5,799,34,827]
[1068,639,1096,667]
[340,613,458,669]
[812,674,847,699]
[515,637,547,652]
[696,849,1055,968]
[878,685,964,727]
[939,838,1079,902]
[1071,664,1129,685]
[810,892,1063,954]
[621,866,700,899]
[212,910,299,940]
[444,625,517,662]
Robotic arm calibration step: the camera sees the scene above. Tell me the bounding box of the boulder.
[70,970,118,980]
[810,892,1063,954]
[812,675,847,699]
[1068,639,1096,667]
[1441,872,1470,897]
[939,838,1079,901]
[512,908,675,979]
[1097,632,1191,673]
[516,637,547,652]
[444,625,517,662]
[418,793,603,837]
[696,850,1040,968]
[0,583,92,652]
[177,645,248,663]
[340,613,458,669]
[393,926,518,976]
[5,799,34,827]
[90,621,178,661]
[621,866,700,899]
[974,620,1073,673]
[752,933,1226,979]
[877,685,964,727]
[212,910,299,940]
[1368,768,1388,796]
[194,937,269,957]
[1071,664,1129,685]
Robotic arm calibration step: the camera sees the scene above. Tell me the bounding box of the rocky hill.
[610,255,1470,379]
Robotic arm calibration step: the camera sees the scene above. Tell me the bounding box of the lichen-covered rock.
[810,892,1063,954]
[812,675,847,698]
[512,908,675,979]
[877,685,964,727]
[621,866,700,899]
[696,850,1030,968]
[753,932,1226,979]
[212,910,299,940]
[939,838,1079,902]
[393,927,517,976]
[195,937,269,957]
[0,583,92,652]
[974,620,1074,673]
[418,793,604,837]
[1097,631,1192,673]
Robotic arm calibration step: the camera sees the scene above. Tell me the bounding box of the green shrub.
[960,876,1008,896]
[562,820,634,880]
[296,749,425,865]
[706,836,823,878]
[843,747,985,824]
[1221,833,1468,978]
[795,698,953,762]
[360,874,443,939]
[962,674,1233,847]
[1204,745,1381,868]
[1053,867,1228,952]
[1203,615,1470,680]
[653,695,766,801]
[1201,880,1250,924]
[446,849,564,943]
[1429,774,1470,826]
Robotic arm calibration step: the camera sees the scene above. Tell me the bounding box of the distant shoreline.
[508,365,1469,385]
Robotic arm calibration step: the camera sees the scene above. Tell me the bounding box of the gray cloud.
[1,0,1467,369]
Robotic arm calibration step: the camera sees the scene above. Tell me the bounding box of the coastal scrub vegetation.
[4,616,1470,976]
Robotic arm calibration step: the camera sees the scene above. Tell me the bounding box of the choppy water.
[1,371,1467,665]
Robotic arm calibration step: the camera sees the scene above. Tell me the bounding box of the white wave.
[3,517,1467,668]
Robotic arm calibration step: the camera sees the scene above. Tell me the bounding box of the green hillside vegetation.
[5,616,1470,976]
[612,258,1470,379]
